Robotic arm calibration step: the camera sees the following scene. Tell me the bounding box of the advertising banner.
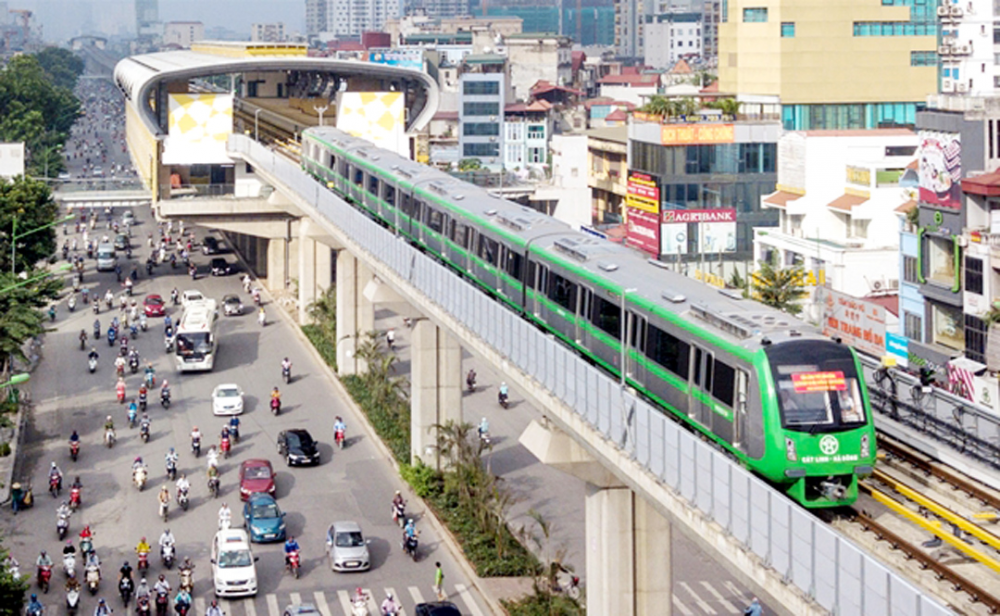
[918,131,961,209]
[625,207,660,256]
[368,49,424,71]
[626,172,660,214]
[661,124,734,146]
[662,209,737,254]
[163,94,233,165]
[885,332,909,368]
[816,287,887,357]
[336,91,407,157]
[660,215,688,256]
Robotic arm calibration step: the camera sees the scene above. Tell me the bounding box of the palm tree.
[751,258,807,315]
[306,287,337,340]
[708,97,740,118]
[639,95,672,117]
[670,97,700,120]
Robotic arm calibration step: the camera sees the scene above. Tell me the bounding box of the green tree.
[671,96,700,118]
[0,536,29,616]
[0,269,60,376]
[458,158,482,172]
[306,286,337,341]
[751,258,807,315]
[0,177,60,273]
[708,97,740,117]
[34,47,85,91]
[639,94,671,116]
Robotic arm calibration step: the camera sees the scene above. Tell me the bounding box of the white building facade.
[939,0,999,95]
[162,21,203,48]
[754,129,920,321]
[644,13,702,69]
[328,0,401,37]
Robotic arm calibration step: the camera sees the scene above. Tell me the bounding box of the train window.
[547,272,577,312]
[401,194,416,218]
[466,228,477,252]
[427,208,444,233]
[384,184,395,206]
[712,360,736,407]
[451,221,467,247]
[368,174,379,195]
[765,342,866,431]
[503,248,523,280]
[536,263,549,292]
[353,169,364,187]
[630,314,646,351]
[590,293,620,338]
[645,325,690,379]
[478,235,499,266]
[329,155,337,171]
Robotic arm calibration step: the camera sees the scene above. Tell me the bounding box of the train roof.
[304,126,828,354]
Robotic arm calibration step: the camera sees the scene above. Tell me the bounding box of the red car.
[238,459,275,501]
[143,294,166,317]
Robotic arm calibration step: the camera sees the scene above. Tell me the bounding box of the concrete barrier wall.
[230,134,951,616]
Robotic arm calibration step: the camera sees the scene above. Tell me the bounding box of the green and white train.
[301,126,877,508]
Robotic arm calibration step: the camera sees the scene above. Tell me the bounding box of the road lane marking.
[313,591,332,616]
[679,582,716,614]
[337,590,352,614]
[244,597,258,616]
[384,587,405,616]
[672,594,695,616]
[265,594,280,616]
[724,581,752,605]
[408,586,425,605]
[363,588,377,613]
[454,583,485,616]
[289,593,302,607]
[700,581,740,613]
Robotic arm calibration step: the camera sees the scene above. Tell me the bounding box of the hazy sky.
[17,0,306,41]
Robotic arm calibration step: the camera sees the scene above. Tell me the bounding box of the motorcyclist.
[62,539,76,557]
[333,416,346,445]
[153,574,171,596]
[114,355,126,376]
[88,348,99,362]
[218,503,232,530]
[132,456,145,473]
[135,578,150,600]
[206,446,219,471]
[139,413,151,436]
[85,551,100,570]
[37,550,53,576]
[228,415,240,439]
[190,426,201,448]
[353,587,368,606]
[119,560,133,582]
[79,329,88,347]
[478,417,489,439]
[403,519,416,540]
[49,461,63,491]
[161,380,170,399]
[157,485,170,513]
[66,571,81,593]
[93,597,111,616]
[158,529,175,557]
[143,362,155,385]
[57,501,72,523]
[175,474,190,494]
[127,399,138,421]
[499,381,509,402]
[281,357,291,375]
[381,592,401,616]
[165,448,178,472]
[283,536,300,566]
[135,538,150,561]
[138,384,147,402]
[26,593,44,616]
[70,430,80,445]
[173,588,192,613]
[205,600,222,616]
[257,306,266,326]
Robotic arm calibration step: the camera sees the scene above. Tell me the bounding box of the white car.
[211,529,258,597]
[212,384,244,416]
[181,290,206,307]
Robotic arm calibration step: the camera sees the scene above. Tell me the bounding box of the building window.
[528,147,546,163]
[966,314,988,364]
[506,123,524,141]
[910,51,937,66]
[463,142,500,157]
[966,256,984,294]
[781,22,795,37]
[853,21,936,36]
[463,81,499,95]
[462,122,500,136]
[505,143,523,165]
[850,218,869,238]
[903,255,919,283]
[743,7,767,22]
[927,236,956,286]
[904,311,922,340]
[527,125,545,140]
[463,102,499,117]
[932,303,964,349]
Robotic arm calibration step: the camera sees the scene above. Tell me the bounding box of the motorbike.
[136,595,151,616]
[138,391,147,412]
[171,290,179,305]
[92,300,99,314]
[178,567,193,593]
[392,502,405,528]
[66,583,81,614]
[164,336,174,353]
[178,487,189,511]
[128,406,137,428]
[107,328,116,347]
[285,550,300,579]
[136,551,149,573]
[479,428,491,447]
[68,296,76,312]
[161,544,175,569]
[116,385,125,404]
[69,486,81,510]
[79,333,87,351]
[467,371,476,392]
[37,564,52,593]
[140,422,150,443]
[63,553,76,578]
[145,371,155,388]
[191,435,200,458]
[88,357,97,374]
[85,563,100,595]
[155,590,169,616]
[129,355,139,374]
[57,512,70,540]
[208,476,220,498]
[335,428,345,450]
[105,428,116,448]
[50,474,62,498]
[283,365,291,384]
[175,600,191,616]
[271,397,281,416]
[133,466,147,491]
[79,538,92,560]
[70,440,80,462]
[93,321,101,339]
[402,535,419,561]
[119,576,133,607]
[351,596,370,616]
[48,306,56,322]
[161,389,171,409]
[219,436,231,459]
[229,424,240,444]
[159,499,169,522]
[130,324,138,340]
[140,315,147,331]
[166,459,177,481]
[498,389,509,410]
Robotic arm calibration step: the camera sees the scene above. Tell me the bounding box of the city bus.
[175,300,219,372]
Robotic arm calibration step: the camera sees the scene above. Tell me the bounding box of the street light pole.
[313,104,329,127]
[620,287,637,388]
[0,263,70,294]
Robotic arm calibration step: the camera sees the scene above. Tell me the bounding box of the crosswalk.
[672,580,755,616]
[195,584,486,616]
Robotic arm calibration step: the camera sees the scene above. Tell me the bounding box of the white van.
[96,243,116,271]
[211,529,258,597]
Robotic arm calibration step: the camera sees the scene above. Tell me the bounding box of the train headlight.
[785,437,797,462]
[860,433,870,458]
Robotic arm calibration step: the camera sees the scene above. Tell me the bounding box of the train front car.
[758,339,876,508]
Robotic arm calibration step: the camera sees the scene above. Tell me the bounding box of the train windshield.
[765,341,866,432]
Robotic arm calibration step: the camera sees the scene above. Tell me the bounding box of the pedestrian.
[744,597,763,616]
[433,562,446,601]
[10,482,22,514]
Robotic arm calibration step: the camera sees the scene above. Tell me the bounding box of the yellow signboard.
[846,166,871,187]
[661,124,734,146]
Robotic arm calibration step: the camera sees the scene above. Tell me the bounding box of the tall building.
[329,0,401,37]
[718,0,938,130]
[251,23,287,42]
[938,0,998,96]
[469,0,616,47]
[458,54,508,170]
[135,0,159,39]
[644,12,702,68]
[408,0,470,19]
[163,21,204,48]
[306,0,328,38]
[614,0,646,58]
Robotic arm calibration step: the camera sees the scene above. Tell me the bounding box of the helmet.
[106,415,112,421]
[123,561,129,566]
[66,540,72,545]
[140,537,146,542]
[395,490,401,495]
[158,574,165,581]
[163,380,168,387]
[406,519,413,525]
[387,592,393,599]
[61,501,68,507]
[39,550,46,556]
[164,529,170,534]
[140,578,147,584]
[168,447,174,453]
[192,426,197,431]
[30,593,36,601]
[51,461,56,468]
[356,587,363,594]
[134,456,142,463]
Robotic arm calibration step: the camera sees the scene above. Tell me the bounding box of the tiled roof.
[962,170,1000,196]
[827,193,868,211]
[605,108,628,121]
[530,80,584,97]
[598,74,660,86]
[432,110,459,121]
[762,190,802,208]
[571,50,585,72]
[895,199,917,213]
[669,59,693,74]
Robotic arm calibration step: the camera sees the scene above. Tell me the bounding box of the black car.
[277,429,320,466]
[210,258,231,276]
[415,603,461,616]
[201,236,220,255]
[114,234,129,251]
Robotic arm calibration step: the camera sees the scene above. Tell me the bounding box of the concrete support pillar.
[298,218,332,324]
[265,238,287,294]
[335,250,374,376]
[410,319,462,469]
[585,486,672,616]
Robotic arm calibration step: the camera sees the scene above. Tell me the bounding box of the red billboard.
[626,172,660,214]
[626,207,660,257]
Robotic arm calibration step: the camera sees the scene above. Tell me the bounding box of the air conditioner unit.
[889,279,900,290]
[489,116,497,122]
[951,5,964,16]
[938,45,952,55]
[942,78,955,92]
[937,5,951,16]
[957,81,969,92]
[958,235,970,247]
[962,44,973,54]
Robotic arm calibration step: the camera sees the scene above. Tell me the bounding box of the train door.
[734,369,749,451]
[625,312,646,385]
[689,346,713,427]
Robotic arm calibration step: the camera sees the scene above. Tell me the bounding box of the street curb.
[0,336,43,505]
[267,291,509,616]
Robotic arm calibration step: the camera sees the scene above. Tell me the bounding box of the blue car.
[243,493,287,543]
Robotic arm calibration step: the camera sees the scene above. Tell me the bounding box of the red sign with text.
[625,206,660,257]
[791,371,847,393]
